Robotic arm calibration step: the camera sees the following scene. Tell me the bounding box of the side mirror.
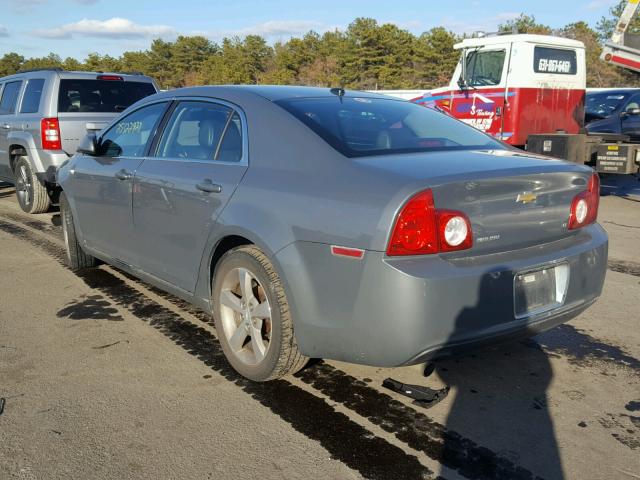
[77,133,98,156]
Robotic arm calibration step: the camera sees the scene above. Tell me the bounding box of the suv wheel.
[60,192,96,271]
[212,245,307,381]
[14,156,51,214]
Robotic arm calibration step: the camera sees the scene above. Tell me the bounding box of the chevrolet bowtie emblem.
[516,192,538,204]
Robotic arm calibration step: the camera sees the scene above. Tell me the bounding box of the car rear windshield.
[275,96,504,157]
[58,79,156,113]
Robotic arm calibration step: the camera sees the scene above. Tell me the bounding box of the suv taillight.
[568,173,600,230]
[41,118,61,150]
[387,189,473,256]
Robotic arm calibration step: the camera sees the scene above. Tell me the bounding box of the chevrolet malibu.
[57,86,608,381]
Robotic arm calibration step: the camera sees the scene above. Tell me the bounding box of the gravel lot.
[0,176,638,480]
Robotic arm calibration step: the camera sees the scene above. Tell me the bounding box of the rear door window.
[155,101,242,162]
[534,47,577,75]
[58,79,156,113]
[20,78,45,113]
[0,81,23,115]
[98,102,167,157]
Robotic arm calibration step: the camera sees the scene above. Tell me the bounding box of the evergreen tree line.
[1,5,639,90]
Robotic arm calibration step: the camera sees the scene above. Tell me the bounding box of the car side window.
[98,102,167,157]
[20,78,45,114]
[155,101,242,162]
[216,111,243,162]
[0,81,23,115]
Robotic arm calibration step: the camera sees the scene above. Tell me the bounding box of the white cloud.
[441,12,520,35]
[5,0,46,13]
[0,25,8,37]
[214,20,328,40]
[33,17,176,40]
[586,0,616,10]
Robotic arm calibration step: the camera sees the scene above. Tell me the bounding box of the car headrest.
[198,119,220,149]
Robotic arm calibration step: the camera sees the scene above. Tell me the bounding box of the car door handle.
[114,169,133,181]
[196,179,222,194]
[1,124,10,130]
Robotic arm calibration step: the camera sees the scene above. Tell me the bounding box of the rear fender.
[7,132,44,172]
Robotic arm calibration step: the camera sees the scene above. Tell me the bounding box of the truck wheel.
[14,156,51,214]
[212,245,307,381]
[60,192,96,271]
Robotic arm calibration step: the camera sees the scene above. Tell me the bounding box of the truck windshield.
[464,49,506,87]
[58,79,156,113]
[275,96,504,157]
[585,91,632,120]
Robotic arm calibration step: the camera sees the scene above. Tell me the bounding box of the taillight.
[40,118,61,150]
[387,189,473,256]
[568,173,600,230]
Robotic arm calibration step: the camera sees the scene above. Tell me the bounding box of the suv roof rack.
[16,67,65,74]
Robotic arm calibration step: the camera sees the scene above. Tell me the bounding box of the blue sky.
[0,0,622,59]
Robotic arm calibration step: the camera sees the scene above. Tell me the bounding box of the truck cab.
[413,34,586,147]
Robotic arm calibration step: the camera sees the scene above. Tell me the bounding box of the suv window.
[0,81,23,115]
[98,102,167,157]
[464,50,506,87]
[20,78,45,114]
[155,101,242,162]
[276,97,503,157]
[58,79,156,113]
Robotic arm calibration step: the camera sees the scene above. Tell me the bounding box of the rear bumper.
[276,224,608,367]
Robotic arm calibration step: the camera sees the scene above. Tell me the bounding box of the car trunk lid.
[357,148,594,254]
[431,170,588,254]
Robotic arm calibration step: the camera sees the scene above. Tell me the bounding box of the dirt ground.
[0,176,638,480]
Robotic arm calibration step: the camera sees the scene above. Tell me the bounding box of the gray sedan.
[57,86,608,381]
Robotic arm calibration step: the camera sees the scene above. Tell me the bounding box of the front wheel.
[212,246,307,381]
[60,192,96,271]
[14,156,51,214]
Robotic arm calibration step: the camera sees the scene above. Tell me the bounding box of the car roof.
[586,88,640,95]
[0,69,154,82]
[154,85,394,102]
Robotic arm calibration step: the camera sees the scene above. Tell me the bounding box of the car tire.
[14,156,51,214]
[60,192,97,271]
[212,245,307,381]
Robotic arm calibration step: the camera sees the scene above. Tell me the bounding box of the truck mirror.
[77,133,98,156]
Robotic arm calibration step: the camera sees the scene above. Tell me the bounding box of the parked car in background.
[0,68,157,213]
[585,88,640,138]
[58,86,608,381]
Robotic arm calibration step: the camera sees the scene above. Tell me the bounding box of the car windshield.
[585,92,632,119]
[275,96,504,157]
[58,79,156,113]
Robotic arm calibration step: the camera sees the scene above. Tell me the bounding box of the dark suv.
[0,68,157,213]
[585,88,640,140]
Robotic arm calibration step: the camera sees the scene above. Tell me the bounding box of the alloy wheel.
[219,267,272,366]
[15,164,32,209]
